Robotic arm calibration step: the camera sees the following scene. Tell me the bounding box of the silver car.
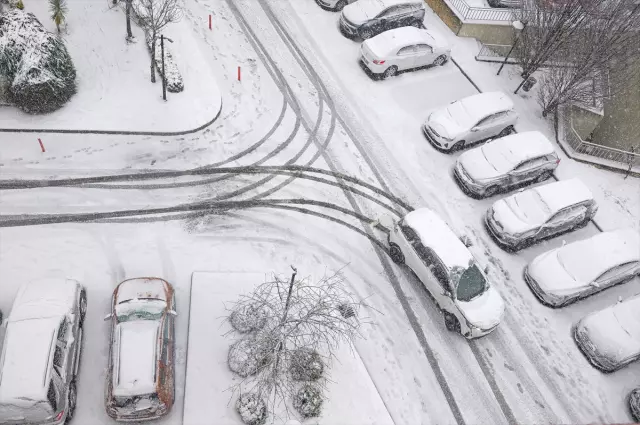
[454,131,559,198]
[315,0,356,11]
[0,279,87,425]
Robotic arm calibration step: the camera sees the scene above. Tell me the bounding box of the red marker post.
[208,15,212,30]
[38,138,45,153]
[237,66,241,82]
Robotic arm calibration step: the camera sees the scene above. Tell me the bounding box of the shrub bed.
[293,384,323,418]
[236,393,267,425]
[289,348,324,382]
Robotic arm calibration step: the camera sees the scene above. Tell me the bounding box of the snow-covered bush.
[0,10,76,113]
[228,337,273,378]
[293,384,323,418]
[145,32,183,93]
[230,303,267,334]
[289,348,324,382]
[235,393,267,425]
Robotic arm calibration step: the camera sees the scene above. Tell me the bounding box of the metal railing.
[443,0,515,22]
[475,44,520,62]
[562,105,639,167]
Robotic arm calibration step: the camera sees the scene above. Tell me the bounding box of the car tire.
[411,20,422,28]
[433,55,447,66]
[334,0,346,10]
[382,66,398,79]
[66,381,77,423]
[535,170,553,183]
[484,185,500,197]
[444,312,461,333]
[512,238,531,252]
[360,28,374,39]
[389,242,405,264]
[576,216,590,228]
[497,126,515,138]
[451,141,465,151]
[78,289,87,328]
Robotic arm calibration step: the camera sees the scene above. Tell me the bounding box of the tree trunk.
[125,0,133,39]
[56,22,60,33]
[150,35,156,83]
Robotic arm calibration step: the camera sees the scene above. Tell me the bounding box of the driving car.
[485,178,597,251]
[629,388,640,422]
[525,229,640,307]
[574,294,640,373]
[360,26,450,79]
[0,278,87,425]
[315,0,357,11]
[454,131,559,198]
[422,91,518,152]
[339,0,426,40]
[385,208,505,338]
[105,277,177,422]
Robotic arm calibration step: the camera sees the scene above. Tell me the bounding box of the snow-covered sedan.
[422,91,518,152]
[454,131,559,198]
[485,178,597,251]
[315,0,356,11]
[105,277,177,422]
[525,229,640,307]
[360,26,450,79]
[385,208,505,338]
[574,295,640,373]
[339,0,425,40]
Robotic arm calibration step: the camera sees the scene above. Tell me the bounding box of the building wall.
[457,23,515,45]
[570,105,603,140]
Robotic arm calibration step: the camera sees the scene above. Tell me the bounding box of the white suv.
[385,208,504,338]
[0,279,87,425]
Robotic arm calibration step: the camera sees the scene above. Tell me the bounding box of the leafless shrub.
[236,392,268,425]
[230,303,268,333]
[228,337,273,378]
[292,384,324,418]
[289,348,324,382]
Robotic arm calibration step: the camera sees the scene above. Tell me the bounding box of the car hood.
[457,286,504,330]
[458,149,502,181]
[491,199,535,235]
[578,311,640,364]
[528,250,587,296]
[342,1,377,25]
[117,278,168,303]
[427,109,464,140]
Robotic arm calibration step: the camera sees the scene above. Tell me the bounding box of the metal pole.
[497,36,519,76]
[514,75,527,94]
[161,35,166,101]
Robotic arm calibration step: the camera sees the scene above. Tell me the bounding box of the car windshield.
[480,143,516,174]
[116,299,165,322]
[454,264,488,302]
[511,190,552,224]
[446,101,476,129]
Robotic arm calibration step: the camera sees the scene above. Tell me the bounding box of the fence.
[443,0,515,22]
[475,44,520,62]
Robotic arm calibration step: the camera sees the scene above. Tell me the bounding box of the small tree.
[226,267,370,419]
[49,0,67,33]
[132,0,181,83]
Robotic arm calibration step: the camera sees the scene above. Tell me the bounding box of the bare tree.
[125,0,133,40]
[132,0,181,83]
[226,267,371,421]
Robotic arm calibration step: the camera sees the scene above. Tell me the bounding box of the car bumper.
[360,56,386,74]
[484,212,516,248]
[315,0,339,10]
[339,18,359,38]
[573,326,618,373]
[107,406,168,423]
[422,124,453,151]
[465,321,500,339]
[453,166,486,196]
[523,268,569,308]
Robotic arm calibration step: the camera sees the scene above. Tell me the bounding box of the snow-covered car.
[339,0,425,40]
[316,0,357,11]
[422,91,518,152]
[574,295,640,373]
[104,277,177,422]
[487,0,521,7]
[454,131,559,198]
[629,388,640,422]
[385,208,505,338]
[360,26,450,79]
[0,278,87,425]
[485,178,597,251]
[525,229,640,307]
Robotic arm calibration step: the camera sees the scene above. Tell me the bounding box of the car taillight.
[556,158,561,164]
[55,411,65,421]
[373,59,385,65]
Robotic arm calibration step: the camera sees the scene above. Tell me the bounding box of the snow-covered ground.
[0,0,639,424]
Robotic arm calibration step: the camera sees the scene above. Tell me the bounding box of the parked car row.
[0,277,176,425]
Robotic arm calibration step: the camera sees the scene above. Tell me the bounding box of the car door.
[374,6,399,32]
[393,4,417,27]
[398,224,423,274]
[509,156,547,187]
[413,43,434,68]
[594,262,640,289]
[419,246,456,311]
[395,45,418,70]
[469,114,498,143]
[53,318,74,385]
[541,205,588,239]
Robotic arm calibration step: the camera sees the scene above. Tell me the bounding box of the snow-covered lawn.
[0,0,220,132]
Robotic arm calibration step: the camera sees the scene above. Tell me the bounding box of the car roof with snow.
[456,92,514,121]
[113,320,159,397]
[403,208,474,270]
[534,178,594,212]
[365,27,449,56]
[482,131,556,165]
[8,278,78,322]
[0,316,61,404]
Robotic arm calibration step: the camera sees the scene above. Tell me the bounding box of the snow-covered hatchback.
[0,278,87,425]
[423,91,518,152]
[454,131,559,198]
[360,26,450,79]
[340,0,425,40]
[485,178,597,251]
[105,277,177,422]
[385,208,505,338]
[525,229,640,308]
[574,294,640,373]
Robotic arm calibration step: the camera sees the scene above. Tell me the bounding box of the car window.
[514,156,547,171]
[377,6,399,18]
[53,345,65,369]
[394,4,413,14]
[431,260,450,290]
[57,318,67,341]
[397,45,417,56]
[401,224,418,241]
[47,381,57,412]
[415,44,433,54]
[549,205,586,224]
[475,114,497,128]
[596,262,638,283]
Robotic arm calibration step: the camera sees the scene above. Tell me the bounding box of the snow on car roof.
[116,277,168,303]
[365,27,449,56]
[0,317,60,404]
[8,278,78,323]
[403,208,474,270]
[483,131,555,166]
[556,228,640,282]
[534,178,594,213]
[114,321,159,397]
[457,92,514,122]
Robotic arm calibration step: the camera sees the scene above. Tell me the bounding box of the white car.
[454,131,560,198]
[574,294,640,372]
[422,91,518,152]
[360,27,450,79]
[386,208,505,338]
[485,178,598,251]
[525,229,640,307]
[315,0,356,11]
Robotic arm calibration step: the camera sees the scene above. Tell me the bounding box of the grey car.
[487,0,522,7]
[629,388,640,422]
[340,0,425,40]
[315,0,357,11]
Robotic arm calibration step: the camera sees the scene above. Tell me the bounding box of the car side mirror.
[484,265,490,275]
[168,310,178,316]
[103,313,112,321]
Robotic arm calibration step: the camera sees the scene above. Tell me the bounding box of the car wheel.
[66,381,77,423]
[389,242,405,265]
[497,126,515,138]
[484,185,500,197]
[535,170,552,183]
[433,55,447,66]
[576,216,590,228]
[334,0,346,10]
[444,312,461,333]
[78,289,87,328]
[513,238,531,251]
[451,141,465,151]
[411,20,422,28]
[360,28,374,39]
[382,66,398,79]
